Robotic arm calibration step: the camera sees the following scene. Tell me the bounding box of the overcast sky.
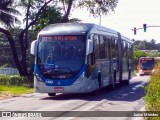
[71,0,160,43]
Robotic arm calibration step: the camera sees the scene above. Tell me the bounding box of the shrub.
[0,75,31,86]
[0,75,10,85]
[145,67,160,120]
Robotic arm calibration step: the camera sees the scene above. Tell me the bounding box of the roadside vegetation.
[144,61,160,120]
[0,75,34,98]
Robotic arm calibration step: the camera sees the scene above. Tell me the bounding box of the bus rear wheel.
[123,80,129,85]
[48,93,56,96]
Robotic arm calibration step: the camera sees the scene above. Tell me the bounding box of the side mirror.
[86,39,93,55]
[30,40,38,56]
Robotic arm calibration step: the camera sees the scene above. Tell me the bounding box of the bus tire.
[48,93,56,96]
[125,80,129,85]
[123,79,129,85]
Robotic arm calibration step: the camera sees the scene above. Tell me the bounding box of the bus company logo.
[45,79,53,84]
[2,112,12,117]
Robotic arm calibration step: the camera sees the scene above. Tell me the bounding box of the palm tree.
[0,0,21,28]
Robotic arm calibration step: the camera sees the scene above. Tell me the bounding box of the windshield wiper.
[43,67,73,75]
[59,67,73,73]
[43,69,62,75]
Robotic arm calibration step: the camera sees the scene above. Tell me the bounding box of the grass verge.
[0,85,34,99]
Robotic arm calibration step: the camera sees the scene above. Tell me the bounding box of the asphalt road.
[0,74,150,120]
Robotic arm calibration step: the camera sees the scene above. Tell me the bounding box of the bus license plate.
[54,87,64,92]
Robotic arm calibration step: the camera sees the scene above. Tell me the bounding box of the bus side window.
[115,38,119,70]
[108,37,112,60]
[111,37,116,59]
[124,42,128,59]
[122,41,125,58]
[99,35,105,59]
[129,43,133,59]
[104,36,109,60]
[87,34,96,65]
[94,34,100,60]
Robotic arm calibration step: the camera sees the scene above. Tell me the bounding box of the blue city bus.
[30,23,134,96]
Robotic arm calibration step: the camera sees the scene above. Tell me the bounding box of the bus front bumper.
[34,77,96,94]
[139,69,154,75]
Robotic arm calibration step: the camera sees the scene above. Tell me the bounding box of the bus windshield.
[37,35,85,79]
[139,58,154,70]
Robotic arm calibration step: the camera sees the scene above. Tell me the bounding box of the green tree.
[0,0,21,27]
[60,0,118,22]
[150,39,156,45]
[0,0,23,74]
[0,0,118,77]
[0,27,36,68]
[32,6,63,33]
[133,39,159,51]
[0,0,53,76]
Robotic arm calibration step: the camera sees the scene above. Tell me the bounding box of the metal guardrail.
[0,68,19,75]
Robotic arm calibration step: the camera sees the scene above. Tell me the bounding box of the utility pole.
[99,13,101,25]
[96,0,102,25]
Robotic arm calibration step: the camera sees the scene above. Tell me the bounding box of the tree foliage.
[60,0,118,22]
[133,39,160,51]
[0,27,36,68]
[76,0,118,17]
[0,0,21,28]
[32,6,63,33]
[0,0,53,76]
[0,0,118,77]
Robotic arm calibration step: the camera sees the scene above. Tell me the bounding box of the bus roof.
[39,23,118,36]
[38,23,132,43]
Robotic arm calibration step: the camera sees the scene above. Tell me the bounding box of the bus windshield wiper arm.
[58,67,73,73]
[43,69,62,75]
[43,67,73,75]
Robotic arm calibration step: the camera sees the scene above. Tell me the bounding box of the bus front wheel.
[48,93,56,96]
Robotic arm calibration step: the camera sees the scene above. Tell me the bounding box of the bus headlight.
[36,74,44,84]
[73,72,85,85]
[73,77,83,85]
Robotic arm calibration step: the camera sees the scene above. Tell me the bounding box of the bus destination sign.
[43,36,78,41]
[54,36,78,41]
